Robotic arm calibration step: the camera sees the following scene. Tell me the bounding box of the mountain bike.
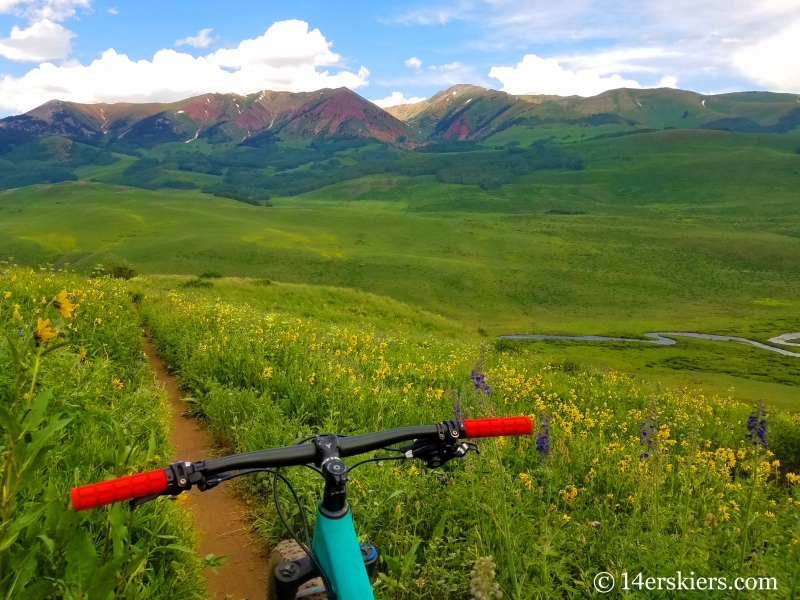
[71,415,532,599]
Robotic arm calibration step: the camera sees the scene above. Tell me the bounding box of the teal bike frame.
[312,506,374,598]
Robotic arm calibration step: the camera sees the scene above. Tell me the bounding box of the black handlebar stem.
[315,434,350,518]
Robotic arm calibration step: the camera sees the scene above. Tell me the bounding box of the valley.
[0,85,799,409]
[1,79,799,599]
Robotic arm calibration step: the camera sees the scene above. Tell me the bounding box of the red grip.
[70,468,168,511]
[463,416,533,438]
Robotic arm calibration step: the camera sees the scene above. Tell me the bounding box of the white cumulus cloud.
[657,75,678,88]
[0,0,91,21]
[404,56,422,68]
[489,54,643,96]
[175,28,214,49]
[0,18,73,61]
[371,91,426,108]
[208,20,339,68]
[0,20,370,114]
[732,20,800,92]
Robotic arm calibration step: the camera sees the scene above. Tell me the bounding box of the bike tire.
[266,540,327,600]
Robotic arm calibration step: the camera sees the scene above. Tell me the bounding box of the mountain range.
[2,84,800,153]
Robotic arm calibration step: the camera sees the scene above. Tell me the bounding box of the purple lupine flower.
[470,363,491,395]
[639,398,657,458]
[639,416,656,458]
[536,411,550,456]
[454,399,462,420]
[745,400,768,449]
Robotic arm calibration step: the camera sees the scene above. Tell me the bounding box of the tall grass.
[141,287,800,599]
[0,265,203,599]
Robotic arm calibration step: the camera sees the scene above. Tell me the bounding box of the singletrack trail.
[143,338,269,600]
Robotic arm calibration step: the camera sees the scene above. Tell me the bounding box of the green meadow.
[1,128,799,407]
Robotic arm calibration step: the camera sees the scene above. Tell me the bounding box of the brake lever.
[129,492,163,509]
[402,440,479,468]
[129,460,218,509]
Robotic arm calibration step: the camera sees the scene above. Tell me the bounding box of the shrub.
[199,271,223,279]
[181,278,213,288]
[109,264,137,280]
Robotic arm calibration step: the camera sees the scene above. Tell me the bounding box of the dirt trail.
[143,338,269,600]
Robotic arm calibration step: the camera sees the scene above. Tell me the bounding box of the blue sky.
[0,0,798,115]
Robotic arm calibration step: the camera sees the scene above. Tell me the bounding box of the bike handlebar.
[70,416,532,511]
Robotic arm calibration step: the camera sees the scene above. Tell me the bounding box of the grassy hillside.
[139,282,800,598]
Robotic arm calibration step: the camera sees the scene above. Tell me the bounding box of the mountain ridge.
[2,84,800,153]
[1,87,420,151]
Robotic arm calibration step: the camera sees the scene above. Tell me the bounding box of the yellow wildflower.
[3,291,10,299]
[33,318,57,345]
[112,378,124,390]
[560,486,578,502]
[764,511,775,518]
[13,304,22,321]
[262,365,274,378]
[53,289,75,318]
[519,472,533,490]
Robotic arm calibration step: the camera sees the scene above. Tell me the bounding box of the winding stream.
[498,332,800,358]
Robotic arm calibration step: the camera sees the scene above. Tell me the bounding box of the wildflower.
[764,511,775,518]
[308,372,316,385]
[53,288,75,318]
[745,400,768,449]
[536,411,550,456]
[519,472,533,490]
[469,556,502,600]
[563,514,571,521]
[637,398,658,458]
[95,317,102,325]
[13,304,22,320]
[112,378,123,390]
[78,347,87,361]
[33,318,57,345]
[561,486,578,501]
[452,390,462,419]
[470,356,491,395]
[262,365,273,378]
[2,291,10,299]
